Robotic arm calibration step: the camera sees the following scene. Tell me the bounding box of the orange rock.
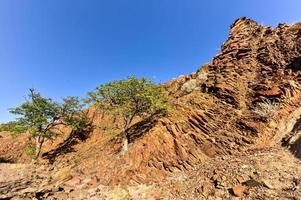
[201,182,213,197]
[212,174,219,181]
[236,175,244,183]
[88,176,99,188]
[232,185,247,197]
[65,176,81,186]
[255,86,282,97]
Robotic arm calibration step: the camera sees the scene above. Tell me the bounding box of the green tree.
[4,89,90,160]
[86,76,168,152]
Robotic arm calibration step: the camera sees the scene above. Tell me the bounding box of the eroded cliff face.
[65,17,301,184]
[1,18,301,185]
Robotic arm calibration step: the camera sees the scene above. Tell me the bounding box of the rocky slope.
[78,17,301,184]
[1,17,301,199]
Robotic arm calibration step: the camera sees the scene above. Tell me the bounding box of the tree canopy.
[86,76,168,152]
[4,89,90,159]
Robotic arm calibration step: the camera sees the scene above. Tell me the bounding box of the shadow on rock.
[289,136,301,160]
[42,127,93,164]
[282,115,301,160]
[110,111,166,154]
[0,157,15,163]
[127,112,165,144]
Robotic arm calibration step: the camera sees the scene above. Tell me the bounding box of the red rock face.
[0,132,29,163]
[255,86,282,98]
[74,18,301,184]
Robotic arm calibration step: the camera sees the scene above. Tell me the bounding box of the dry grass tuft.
[252,99,280,119]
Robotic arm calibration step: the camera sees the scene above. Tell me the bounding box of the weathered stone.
[87,176,99,188]
[65,176,82,186]
[262,180,274,189]
[243,179,263,187]
[201,182,213,197]
[236,175,244,184]
[255,86,282,97]
[231,185,247,197]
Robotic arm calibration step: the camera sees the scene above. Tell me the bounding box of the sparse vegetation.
[56,169,73,181]
[252,99,280,119]
[86,76,168,152]
[181,79,197,93]
[197,71,208,81]
[24,144,37,157]
[113,187,131,200]
[4,89,90,160]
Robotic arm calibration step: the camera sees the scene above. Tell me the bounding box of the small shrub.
[113,187,131,200]
[252,99,280,119]
[197,71,208,81]
[56,170,72,181]
[181,79,197,93]
[6,89,90,160]
[105,130,120,137]
[24,144,36,157]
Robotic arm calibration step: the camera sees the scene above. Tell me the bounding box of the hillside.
[1,17,301,199]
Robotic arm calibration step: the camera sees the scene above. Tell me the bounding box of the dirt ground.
[160,147,301,199]
[0,146,300,199]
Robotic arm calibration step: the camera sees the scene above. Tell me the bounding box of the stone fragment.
[236,175,244,183]
[231,185,247,197]
[201,182,212,197]
[65,176,82,186]
[88,176,99,188]
[243,179,263,187]
[262,180,274,189]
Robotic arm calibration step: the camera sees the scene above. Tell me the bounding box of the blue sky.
[0,0,301,122]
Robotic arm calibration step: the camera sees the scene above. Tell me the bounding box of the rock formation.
[82,17,301,184]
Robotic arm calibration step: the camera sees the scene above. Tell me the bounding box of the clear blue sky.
[0,0,301,123]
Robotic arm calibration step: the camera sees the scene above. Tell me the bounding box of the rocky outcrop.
[65,17,301,184]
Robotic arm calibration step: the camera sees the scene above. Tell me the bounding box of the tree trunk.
[122,131,129,152]
[34,136,44,160]
[121,117,131,154]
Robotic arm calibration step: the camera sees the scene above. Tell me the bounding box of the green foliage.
[6,88,90,159]
[86,76,168,152]
[9,89,60,139]
[60,96,91,132]
[24,144,36,157]
[104,130,120,137]
[86,76,168,122]
[55,170,73,181]
[0,121,25,135]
